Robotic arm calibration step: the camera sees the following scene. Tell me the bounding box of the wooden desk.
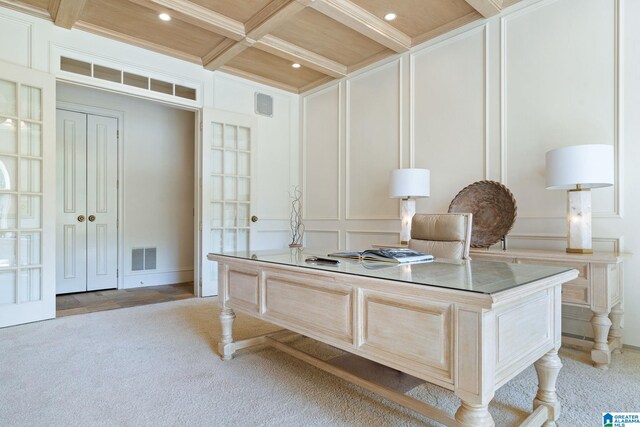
[208,251,577,426]
[470,248,627,369]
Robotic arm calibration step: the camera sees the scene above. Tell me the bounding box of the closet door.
[56,110,87,294]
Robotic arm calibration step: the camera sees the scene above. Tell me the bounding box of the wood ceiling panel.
[16,0,50,11]
[189,0,273,23]
[226,47,329,90]
[270,8,390,66]
[79,0,226,57]
[349,0,479,38]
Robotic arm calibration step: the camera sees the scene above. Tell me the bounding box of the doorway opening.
[55,82,197,305]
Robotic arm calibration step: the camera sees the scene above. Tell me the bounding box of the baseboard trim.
[123,270,194,288]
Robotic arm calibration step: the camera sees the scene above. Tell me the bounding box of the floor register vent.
[132,248,157,271]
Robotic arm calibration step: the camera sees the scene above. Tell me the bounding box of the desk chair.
[408,213,473,260]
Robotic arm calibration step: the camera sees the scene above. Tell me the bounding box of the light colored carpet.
[1,298,638,426]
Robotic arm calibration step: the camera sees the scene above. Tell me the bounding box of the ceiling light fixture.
[292,63,301,69]
[384,12,397,21]
[159,13,171,21]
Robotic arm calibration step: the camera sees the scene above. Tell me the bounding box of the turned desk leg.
[218,307,236,361]
[609,303,624,354]
[591,310,613,369]
[455,402,494,427]
[534,349,562,427]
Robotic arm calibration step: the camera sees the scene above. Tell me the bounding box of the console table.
[208,250,577,426]
[470,248,627,369]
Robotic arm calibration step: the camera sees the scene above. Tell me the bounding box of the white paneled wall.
[301,0,640,346]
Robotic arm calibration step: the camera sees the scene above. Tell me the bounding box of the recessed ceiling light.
[159,13,171,21]
[292,63,301,69]
[384,12,397,21]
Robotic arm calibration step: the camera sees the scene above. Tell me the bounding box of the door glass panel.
[20,85,41,121]
[237,203,249,227]
[212,203,222,227]
[19,195,41,229]
[224,151,236,175]
[0,270,16,304]
[20,121,41,157]
[224,204,236,227]
[0,118,17,154]
[238,229,248,252]
[212,176,222,200]
[212,149,223,174]
[0,194,17,229]
[0,156,17,190]
[0,80,17,116]
[223,229,236,252]
[224,125,236,149]
[224,177,236,201]
[211,229,222,253]
[238,178,249,202]
[238,152,250,176]
[237,127,250,150]
[0,231,17,267]
[20,231,40,265]
[20,159,41,193]
[18,268,40,302]
[212,123,223,147]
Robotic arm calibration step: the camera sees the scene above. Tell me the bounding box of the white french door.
[0,61,55,328]
[201,109,257,296]
[56,109,118,294]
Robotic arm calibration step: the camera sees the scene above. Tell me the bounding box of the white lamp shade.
[545,144,614,190]
[389,168,430,198]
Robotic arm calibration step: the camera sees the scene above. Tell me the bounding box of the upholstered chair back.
[408,213,473,260]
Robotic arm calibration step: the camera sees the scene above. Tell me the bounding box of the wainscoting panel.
[346,61,401,220]
[303,85,340,220]
[502,0,617,219]
[346,231,400,250]
[304,230,340,250]
[412,26,487,213]
[0,15,31,67]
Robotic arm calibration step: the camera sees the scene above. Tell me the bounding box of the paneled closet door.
[0,60,55,328]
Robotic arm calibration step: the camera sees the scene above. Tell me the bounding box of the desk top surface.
[208,249,573,295]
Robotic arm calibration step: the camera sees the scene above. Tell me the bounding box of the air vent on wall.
[132,248,157,271]
[255,92,273,117]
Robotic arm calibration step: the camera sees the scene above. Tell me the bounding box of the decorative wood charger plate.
[448,180,517,248]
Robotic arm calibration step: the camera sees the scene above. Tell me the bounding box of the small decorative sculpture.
[289,186,304,248]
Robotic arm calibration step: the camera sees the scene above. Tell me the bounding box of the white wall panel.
[412,27,487,213]
[346,61,401,220]
[503,0,617,218]
[0,15,31,67]
[346,231,400,250]
[304,230,340,250]
[303,86,340,220]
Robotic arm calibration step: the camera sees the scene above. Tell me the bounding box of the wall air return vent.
[132,248,157,271]
[255,92,273,117]
[59,56,197,102]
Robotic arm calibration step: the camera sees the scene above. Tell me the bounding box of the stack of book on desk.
[328,248,434,264]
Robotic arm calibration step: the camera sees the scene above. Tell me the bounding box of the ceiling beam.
[126,0,245,40]
[203,39,254,71]
[49,0,87,29]
[218,65,299,93]
[75,21,203,65]
[245,0,308,40]
[255,35,346,78]
[463,0,502,18]
[309,0,411,53]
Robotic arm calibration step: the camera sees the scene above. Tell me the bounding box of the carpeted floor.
[1,298,638,426]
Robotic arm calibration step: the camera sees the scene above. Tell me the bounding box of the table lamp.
[545,144,614,254]
[389,168,430,244]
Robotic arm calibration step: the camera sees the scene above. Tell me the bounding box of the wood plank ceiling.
[1,0,518,93]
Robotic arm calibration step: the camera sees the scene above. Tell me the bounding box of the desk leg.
[534,349,562,427]
[591,310,612,369]
[454,402,494,427]
[609,303,624,354]
[218,307,236,361]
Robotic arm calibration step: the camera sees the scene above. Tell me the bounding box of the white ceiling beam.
[309,0,411,53]
[126,0,245,40]
[49,0,87,29]
[255,35,346,78]
[245,0,308,40]
[463,0,502,18]
[203,38,254,71]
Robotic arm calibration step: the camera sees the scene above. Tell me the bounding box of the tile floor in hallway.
[56,282,194,317]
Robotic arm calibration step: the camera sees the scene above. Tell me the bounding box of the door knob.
[251,215,258,223]
[88,215,96,222]
[78,215,85,222]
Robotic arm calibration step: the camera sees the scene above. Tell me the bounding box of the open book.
[328,248,434,264]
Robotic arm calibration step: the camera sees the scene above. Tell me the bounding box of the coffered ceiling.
[1,0,520,93]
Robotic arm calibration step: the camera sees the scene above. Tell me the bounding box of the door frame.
[56,101,124,290]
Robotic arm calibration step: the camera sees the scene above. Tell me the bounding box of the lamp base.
[400,198,416,244]
[566,248,593,254]
[566,188,592,254]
